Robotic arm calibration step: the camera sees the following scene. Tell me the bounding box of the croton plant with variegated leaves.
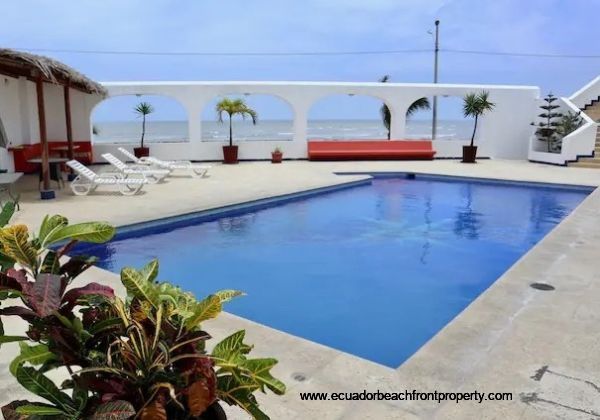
[0,201,285,420]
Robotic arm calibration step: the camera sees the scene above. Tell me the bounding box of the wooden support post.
[64,85,74,159]
[36,76,52,198]
[64,85,76,181]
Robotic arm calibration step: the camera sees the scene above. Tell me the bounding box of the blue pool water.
[81,177,590,367]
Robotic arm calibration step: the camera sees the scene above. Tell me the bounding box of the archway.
[91,94,189,144]
[308,95,391,140]
[200,94,294,143]
[404,96,473,141]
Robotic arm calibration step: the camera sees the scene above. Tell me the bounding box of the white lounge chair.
[145,157,210,177]
[117,147,187,166]
[118,147,211,178]
[102,153,170,184]
[66,160,147,196]
[117,147,153,165]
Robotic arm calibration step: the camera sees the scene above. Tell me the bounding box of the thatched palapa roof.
[0,48,106,96]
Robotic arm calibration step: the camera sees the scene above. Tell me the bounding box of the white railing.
[528,96,596,165]
[569,75,600,109]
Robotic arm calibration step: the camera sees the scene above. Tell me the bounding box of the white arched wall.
[92,81,539,161]
[90,92,193,162]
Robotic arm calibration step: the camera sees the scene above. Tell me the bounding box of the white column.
[188,117,202,143]
[293,106,308,144]
[179,98,203,154]
[389,102,407,139]
[291,102,310,158]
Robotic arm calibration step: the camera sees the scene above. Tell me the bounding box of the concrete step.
[578,157,600,163]
[570,161,600,168]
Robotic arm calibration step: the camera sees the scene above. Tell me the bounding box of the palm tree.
[134,102,154,149]
[216,98,258,147]
[379,75,430,139]
[463,91,495,147]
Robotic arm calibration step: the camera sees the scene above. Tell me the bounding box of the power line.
[444,48,600,59]
[11,47,431,56]
[10,46,600,59]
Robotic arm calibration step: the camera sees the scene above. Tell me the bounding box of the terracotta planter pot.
[271,151,283,163]
[462,145,478,163]
[133,147,150,158]
[222,145,239,164]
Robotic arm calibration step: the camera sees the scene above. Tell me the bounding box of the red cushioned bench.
[9,141,94,173]
[307,140,436,161]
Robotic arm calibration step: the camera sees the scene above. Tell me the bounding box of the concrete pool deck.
[1,159,600,419]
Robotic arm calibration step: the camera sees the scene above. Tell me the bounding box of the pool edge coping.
[108,177,373,240]
[334,171,598,191]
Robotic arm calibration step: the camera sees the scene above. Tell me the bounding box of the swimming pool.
[81,176,591,367]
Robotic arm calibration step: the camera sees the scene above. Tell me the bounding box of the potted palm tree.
[216,98,258,164]
[462,91,495,163]
[379,75,430,139]
[134,101,154,158]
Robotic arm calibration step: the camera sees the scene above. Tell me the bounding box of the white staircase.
[569,124,600,168]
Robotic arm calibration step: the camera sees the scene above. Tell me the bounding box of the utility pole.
[432,19,440,140]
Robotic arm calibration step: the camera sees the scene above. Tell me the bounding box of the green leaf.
[139,259,159,283]
[120,267,158,308]
[53,312,73,329]
[215,289,245,303]
[185,295,221,329]
[242,358,286,395]
[42,222,115,247]
[212,330,286,419]
[0,225,38,270]
[15,404,65,416]
[0,335,28,344]
[0,202,16,227]
[15,366,74,411]
[2,400,33,420]
[0,251,15,271]
[10,343,56,376]
[91,400,135,420]
[212,330,251,363]
[217,376,268,420]
[87,317,123,335]
[40,251,60,275]
[72,386,88,412]
[37,215,68,247]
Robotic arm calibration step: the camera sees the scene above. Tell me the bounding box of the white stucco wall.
[0,76,98,170]
[0,79,542,168]
[91,81,540,162]
[0,75,21,170]
[32,83,99,142]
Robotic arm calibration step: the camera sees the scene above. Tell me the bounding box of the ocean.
[93,119,473,143]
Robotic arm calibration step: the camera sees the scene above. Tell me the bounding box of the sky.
[2,0,599,121]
